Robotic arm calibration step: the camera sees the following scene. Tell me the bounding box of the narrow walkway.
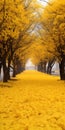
[0,70,65,130]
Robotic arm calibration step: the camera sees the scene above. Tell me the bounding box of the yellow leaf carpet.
[0,70,65,130]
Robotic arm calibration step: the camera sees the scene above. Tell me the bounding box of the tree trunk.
[13,59,16,77]
[13,67,16,77]
[59,56,65,80]
[38,62,43,72]
[47,64,52,74]
[47,60,55,74]
[38,61,47,73]
[0,63,1,75]
[7,58,11,80]
[3,59,8,82]
[43,62,46,73]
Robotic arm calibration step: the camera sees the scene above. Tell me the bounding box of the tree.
[41,0,65,79]
[0,0,30,81]
[0,0,43,82]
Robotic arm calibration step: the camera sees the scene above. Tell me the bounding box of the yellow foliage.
[0,0,30,41]
[40,0,65,61]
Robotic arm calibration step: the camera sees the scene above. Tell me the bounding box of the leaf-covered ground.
[0,70,65,130]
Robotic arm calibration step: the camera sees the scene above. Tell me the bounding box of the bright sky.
[25,59,35,70]
[37,0,48,6]
[25,59,34,67]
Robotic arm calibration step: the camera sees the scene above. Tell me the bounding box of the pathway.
[0,70,65,130]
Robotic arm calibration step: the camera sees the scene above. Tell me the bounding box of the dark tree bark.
[15,58,24,74]
[0,62,2,75]
[13,66,16,77]
[38,63,41,72]
[47,60,55,74]
[43,62,47,73]
[59,55,65,80]
[38,62,43,72]
[0,56,2,75]
[3,59,8,82]
[12,56,16,77]
[7,57,11,80]
[38,61,46,73]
